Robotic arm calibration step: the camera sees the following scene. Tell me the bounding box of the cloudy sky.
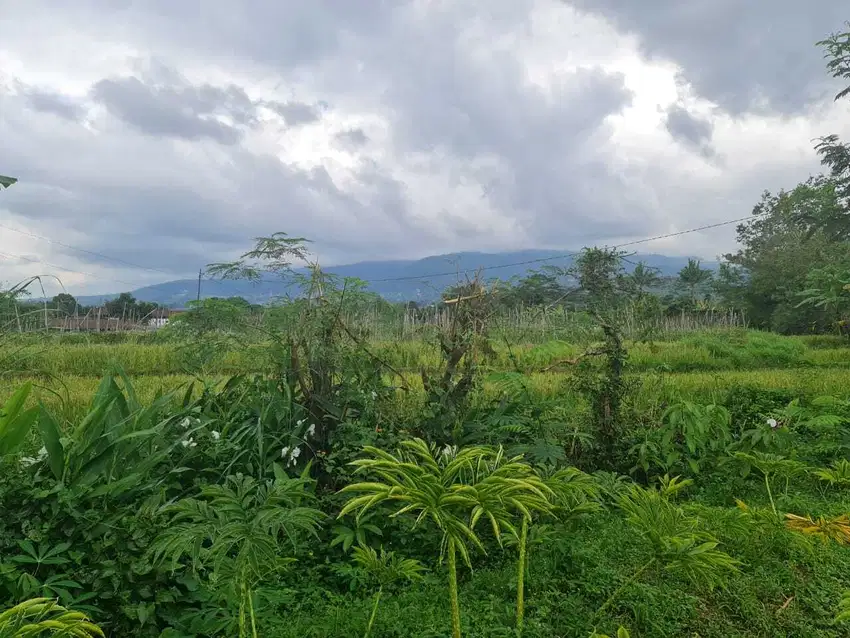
[1,0,848,295]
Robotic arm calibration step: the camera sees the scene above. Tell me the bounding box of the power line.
[0,221,178,277]
[1,212,759,295]
[0,250,138,287]
[366,214,755,283]
[0,220,260,299]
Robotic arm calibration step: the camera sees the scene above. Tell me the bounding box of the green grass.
[2,329,848,380]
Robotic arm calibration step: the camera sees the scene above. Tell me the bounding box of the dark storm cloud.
[20,86,85,122]
[347,7,639,243]
[92,76,243,144]
[566,0,848,114]
[90,64,325,144]
[664,104,715,157]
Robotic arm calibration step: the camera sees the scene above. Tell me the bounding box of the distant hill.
[70,250,719,307]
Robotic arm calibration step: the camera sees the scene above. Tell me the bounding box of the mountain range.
[70,250,719,307]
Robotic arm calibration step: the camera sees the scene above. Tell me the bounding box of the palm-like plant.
[629,262,661,296]
[0,597,103,637]
[149,474,325,638]
[594,482,739,625]
[677,259,713,302]
[350,544,426,638]
[338,439,548,638]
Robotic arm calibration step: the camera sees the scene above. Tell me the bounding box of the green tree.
[628,262,661,297]
[505,268,568,307]
[104,292,137,318]
[0,175,16,189]
[814,24,850,223]
[51,293,78,316]
[723,176,849,331]
[677,259,713,303]
[796,262,850,335]
[566,247,630,313]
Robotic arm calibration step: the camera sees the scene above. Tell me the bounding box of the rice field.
[3,328,849,425]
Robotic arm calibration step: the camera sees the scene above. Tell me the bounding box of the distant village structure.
[46,307,185,333]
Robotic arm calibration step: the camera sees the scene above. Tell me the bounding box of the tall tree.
[723,176,849,331]
[628,261,661,297]
[0,175,17,189]
[567,247,630,313]
[677,259,713,302]
[51,293,78,316]
[811,24,850,235]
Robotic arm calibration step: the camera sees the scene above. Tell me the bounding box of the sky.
[1,0,848,296]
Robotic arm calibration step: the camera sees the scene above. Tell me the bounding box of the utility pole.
[197,269,202,301]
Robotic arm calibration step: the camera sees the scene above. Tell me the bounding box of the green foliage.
[149,474,324,638]
[0,382,38,457]
[632,400,732,477]
[614,483,739,590]
[0,597,104,637]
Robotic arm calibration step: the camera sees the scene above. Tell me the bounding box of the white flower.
[180,417,192,429]
[19,456,38,467]
[286,446,302,467]
[767,418,779,429]
[211,430,221,441]
[296,419,304,426]
[181,437,196,448]
[307,424,316,437]
[281,446,291,459]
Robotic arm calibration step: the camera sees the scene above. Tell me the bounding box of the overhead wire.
[0,212,758,296]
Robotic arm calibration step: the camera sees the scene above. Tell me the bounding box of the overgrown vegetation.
[2,21,850,638]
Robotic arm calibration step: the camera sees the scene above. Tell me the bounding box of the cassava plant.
[349,544,426,638]
[149,473,324,638]
[206,233,407,476]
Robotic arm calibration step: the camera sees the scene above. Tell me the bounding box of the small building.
[146,308,185,329]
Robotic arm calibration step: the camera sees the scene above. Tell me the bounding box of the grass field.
[4,328,849,424]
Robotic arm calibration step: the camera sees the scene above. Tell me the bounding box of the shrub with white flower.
[181,437,197,448]
[211,430,221,441]
[767,418,779,429]
[281,445,302,467]
[306,423,316,437]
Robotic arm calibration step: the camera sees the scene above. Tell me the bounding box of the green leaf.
[0,404,39,457]
[0,383,38,456]
[38,404,65,480]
